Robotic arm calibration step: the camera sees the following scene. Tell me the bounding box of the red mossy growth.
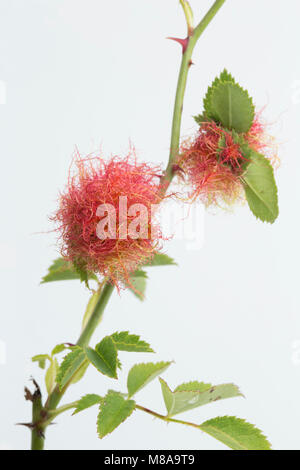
[178,115,277,207]
[178,122,245,207]
[245,114,279,167]
[53,151,163,288]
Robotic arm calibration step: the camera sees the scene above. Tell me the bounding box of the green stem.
[30,282,114,450]
[161,0,226,191]
[77,282,114,347]
[44,401,78,425]
[31,387,45,451]
[46,282,114,411]
[31,428,45,451]
[136,404,199,430]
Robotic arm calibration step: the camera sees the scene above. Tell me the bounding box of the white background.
[0,0,300,450]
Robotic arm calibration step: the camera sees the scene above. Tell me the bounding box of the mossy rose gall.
[53,152,164,288]
[178,115,278,207]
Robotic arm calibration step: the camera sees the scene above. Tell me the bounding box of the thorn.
[16,422,47,438]
[167,36,189,54]
[16,422,35,430]
[188,60,194,67]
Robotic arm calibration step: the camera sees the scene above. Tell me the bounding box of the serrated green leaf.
[200,416,271,450]
[45,358,59,394]
[144,253,177,267]
[111,331,154,353]
[160,379,242,417]
[159,378,174,415]
[41,258,97,284]
[128,273,147,301]
[56,347,86,390]
[97,391,136,438]
[32,354,51,369]
[131,270,148,278]
[241,151,279,223]
[208,81,255,133]
[203,69,236,117]
[70,359,89,385]
[218,69,236,83]
[127,361,172,398]
[174,381,212,393]
[73,394,103,415]
[51,344,67,356]
[85,336,118,379]
[193,114,207,125]
[41,258,82,283]
[117,358,122,370]
[73,259,97,288]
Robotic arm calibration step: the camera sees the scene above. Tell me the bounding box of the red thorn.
[188,60,194,67]
[167,37,189,54]
[172,164,185,177]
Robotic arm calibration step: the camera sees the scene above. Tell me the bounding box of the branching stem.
[160,0,226,194]
[29,0,226,451]
[30,282,114,450]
